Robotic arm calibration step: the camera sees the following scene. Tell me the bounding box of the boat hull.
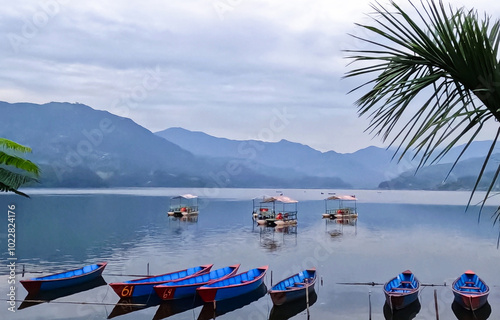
[154,264,240,300]
[197,266,268,302]
[452,271,490,311]
[453,292,489,312]
[109,264,212,298]
[268,269,316,306]
[384,291,419,311]
[20,262,107,295]
[383,270,420,310]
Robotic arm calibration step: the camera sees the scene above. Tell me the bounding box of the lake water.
[1,188,499,320]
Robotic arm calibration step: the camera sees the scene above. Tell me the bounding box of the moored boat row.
[19,262,492,316]
[384,269,490,312]
[20,262,316,306]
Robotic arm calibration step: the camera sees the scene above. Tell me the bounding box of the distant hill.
[2,101,497,190]
[0,101,348,189]
[0,101,209,187]
[156,127,420,188]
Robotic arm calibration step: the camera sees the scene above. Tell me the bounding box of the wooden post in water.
[368,290,372,320]
[305,279,310,317]
[270,270,273,287]
[434,289,439,320]
[147,263,150,276]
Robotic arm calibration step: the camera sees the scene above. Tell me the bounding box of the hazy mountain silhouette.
[0,101,348,189]
[2,101,495,190]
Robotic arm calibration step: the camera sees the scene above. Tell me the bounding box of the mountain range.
[1,101,498,190]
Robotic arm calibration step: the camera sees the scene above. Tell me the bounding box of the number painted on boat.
[121,285,134,297]
[162,288,174,299]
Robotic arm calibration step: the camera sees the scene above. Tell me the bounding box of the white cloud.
[1,0,499,153]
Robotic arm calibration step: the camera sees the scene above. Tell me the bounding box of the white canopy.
[262,195,298,203]
[172,194,198,199]
[326,195,357,201]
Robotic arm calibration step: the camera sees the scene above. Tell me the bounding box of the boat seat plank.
[459,286,481,290]
[391,288,415,291]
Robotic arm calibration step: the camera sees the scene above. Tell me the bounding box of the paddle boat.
[197,283,267,320]
[323,194,358,219]
[252,196,275,223]
[196,266,268,302]
[167,194,199,216]
[268,268,316,306]
[20,262,107,295]
[253,196,298,227]
[154,264,240,300]
[452,270,490,311]
[383,270,420,310]
[109,264,212,298]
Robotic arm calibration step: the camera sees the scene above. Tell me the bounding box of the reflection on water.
[108,295,163,319]
[383,299,421,320]
[268,290,317,320]
[153,296,204,320]
[0,189,499,319]
[19,276,107,310]
[254,225,297,251]
[324,216,358,238]
[452,301,492,320]
[197,283,267,320]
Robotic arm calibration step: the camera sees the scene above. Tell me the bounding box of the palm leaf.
[0,138,40,197]
[0,138,32,153]
[345,0,500,228]
[0,168,37,198]
[0,151,40,175]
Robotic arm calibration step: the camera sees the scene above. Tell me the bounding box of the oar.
[2,299,147,307]
[18,264,154,278]
[18,271,155,278]
[337,282,382,286]
[337,282,447,287]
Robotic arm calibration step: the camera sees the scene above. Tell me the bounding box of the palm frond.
[0,151,40,175]
[345,0,500,227]
[0,168,38,198]
[0,138,32,153]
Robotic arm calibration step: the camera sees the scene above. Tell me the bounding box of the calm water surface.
[0,188,499,320]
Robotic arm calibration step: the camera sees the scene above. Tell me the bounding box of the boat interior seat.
[460,286,481,290]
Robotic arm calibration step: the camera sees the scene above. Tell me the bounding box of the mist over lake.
[1,188,499,319]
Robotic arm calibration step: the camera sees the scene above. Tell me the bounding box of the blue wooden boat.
[20,262,107,295]
[109,264,212,298]
[197,283,267,320]
[383,270,420,310]
[452,270,490,311]
[268,268,316,306]
[154,264,240,300]
[196,266,268,302]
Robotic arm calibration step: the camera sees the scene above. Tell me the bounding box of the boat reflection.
[255,225,297,251]
[152,296,204,320]
[452,301,491,320]
[168,215,199,223]
[18,276,106,310]
[108,294,162,319]
[197,283,267,320]
[325,216,358,238]
[383,299,421,320]
[268,290,318,320]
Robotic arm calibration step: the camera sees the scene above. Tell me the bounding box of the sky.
[1,0,499,153]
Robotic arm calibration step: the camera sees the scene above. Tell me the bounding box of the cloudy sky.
[1,0,499,153]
